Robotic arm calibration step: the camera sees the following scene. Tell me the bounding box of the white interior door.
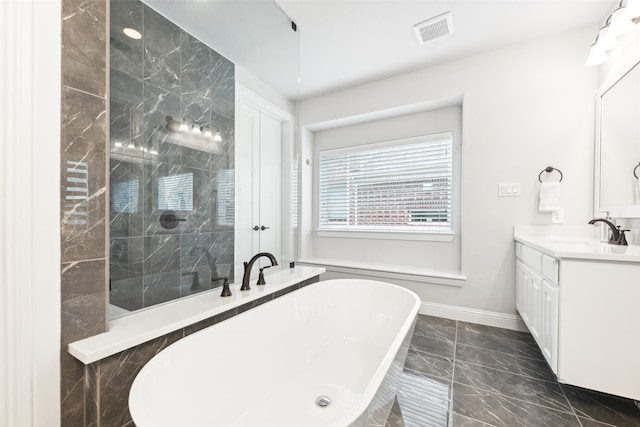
[236,102,260,279]
[257,112,282,267]
[235,98,284,278]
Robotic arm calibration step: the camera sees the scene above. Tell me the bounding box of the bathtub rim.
[129,278,421,427]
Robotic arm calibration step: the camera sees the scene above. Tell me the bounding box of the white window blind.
[158,173,194,211]
[216,169,235,226]
[112,179,139,214]
[319,133,453,233]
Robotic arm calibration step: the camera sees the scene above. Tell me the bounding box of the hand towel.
[539,182,561,212]
[635,177,640,205]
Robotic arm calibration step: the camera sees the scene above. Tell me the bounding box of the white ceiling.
[276,0,614,99]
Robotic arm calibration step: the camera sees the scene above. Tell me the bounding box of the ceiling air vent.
[413,12,454,45]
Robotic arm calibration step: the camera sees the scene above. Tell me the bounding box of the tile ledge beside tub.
[68,266,325,365]
[298,257,466,287]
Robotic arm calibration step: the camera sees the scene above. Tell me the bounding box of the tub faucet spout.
[241,252,278,291]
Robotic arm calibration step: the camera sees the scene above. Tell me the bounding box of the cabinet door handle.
[253,225,260,231]
[260,225,270,231]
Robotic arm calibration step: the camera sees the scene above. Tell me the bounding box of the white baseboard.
[419,301,528,332]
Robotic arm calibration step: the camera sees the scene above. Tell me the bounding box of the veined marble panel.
[180,31,212,96]
[110,276,144,312]
[61,87,107,263]
[143,270,181,307]
[62,0,106,97]
[143,234,180,276]
[210,49,235,119]
[110,0,143,80]
[143,5,181,93]
[109,158,144,238]
[61,259,107,344]
[98,330,183,426]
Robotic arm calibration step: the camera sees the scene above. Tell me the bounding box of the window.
[319,133,453,233]
[215,169,235,226]
[112,179,139,214]
[158,173,194,211]
[63,160,89,228]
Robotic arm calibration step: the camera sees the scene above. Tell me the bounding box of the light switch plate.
[498,183,521,197]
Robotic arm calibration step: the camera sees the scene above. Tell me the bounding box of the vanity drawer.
[515,242,523,260]
[521,245,542,271]
[542,254,559,284]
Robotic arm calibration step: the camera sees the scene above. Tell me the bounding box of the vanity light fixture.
[586,0,640,66]
[165,116,222,142]
[201,124,223,142]
[123,27,142,40]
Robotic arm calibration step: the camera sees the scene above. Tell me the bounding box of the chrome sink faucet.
[240,252,278,291]
[588,218,629,246]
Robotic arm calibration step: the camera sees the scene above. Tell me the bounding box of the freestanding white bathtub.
[129,279,420,427]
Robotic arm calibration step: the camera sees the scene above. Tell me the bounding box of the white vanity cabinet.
[514,227,640,402]
[515,243,558,372]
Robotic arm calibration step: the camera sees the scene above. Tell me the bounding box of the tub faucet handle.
[213,276,232,297]
[257,266,271,286]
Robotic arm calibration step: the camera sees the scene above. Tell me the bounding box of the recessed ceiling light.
[123,27,142,40]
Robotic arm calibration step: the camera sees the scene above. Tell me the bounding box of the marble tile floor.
[385,315,640,427]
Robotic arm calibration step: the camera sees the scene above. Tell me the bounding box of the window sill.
[298,257,465,287]
[315,229,455,242]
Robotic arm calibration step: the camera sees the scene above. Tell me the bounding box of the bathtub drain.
[315,396,332,408]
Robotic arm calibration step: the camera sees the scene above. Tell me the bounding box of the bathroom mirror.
[595,59,640,218]
[108,0,299,318]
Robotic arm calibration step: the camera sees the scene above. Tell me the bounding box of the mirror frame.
[594,58,640,218]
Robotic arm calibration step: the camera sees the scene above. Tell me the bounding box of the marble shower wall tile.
[108,0,236,314]
[62,0,106,97]
[143,234,180,275]
[180,31,212,96]
[143,5,181,93]
[110,276,143,312]
[210,50,235,119]
[85,363,99,427]
[61,350,85,427]
[61,87,107,263]
[110,68,144,149]
[61,259,107,426]
[109,158,144,238]
[143,82,181,163]
[211,231,234,264]
[61,260,107,345]
[110,237,143,281]
[143,270,181,307]
[211,112,235,158]
[183,167,212,233]
[110,0,143,79]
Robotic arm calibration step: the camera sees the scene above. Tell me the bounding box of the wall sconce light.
[585,0,640,66]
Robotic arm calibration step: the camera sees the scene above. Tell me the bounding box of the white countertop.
[514,225,640,263]
[68,266,325,364]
